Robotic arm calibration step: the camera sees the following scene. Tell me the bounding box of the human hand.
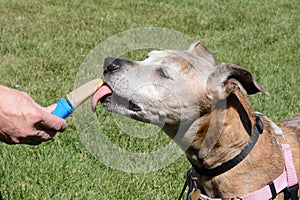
[0,85,67,145]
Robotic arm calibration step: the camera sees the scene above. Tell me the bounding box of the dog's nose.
[104,57,120,73]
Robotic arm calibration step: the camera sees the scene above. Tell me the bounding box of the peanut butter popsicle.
[52,79,103,118]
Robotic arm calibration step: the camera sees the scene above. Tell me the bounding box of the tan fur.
[284,115,300,130]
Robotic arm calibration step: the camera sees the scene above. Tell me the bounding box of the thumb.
[41,111,67,132]
[45,103,57,113]
[40,104,67,131]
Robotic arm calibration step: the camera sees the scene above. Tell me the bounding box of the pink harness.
[194,144,298,200]
[240,144,298,200]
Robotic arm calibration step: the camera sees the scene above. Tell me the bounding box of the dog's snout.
[104,57,121,73]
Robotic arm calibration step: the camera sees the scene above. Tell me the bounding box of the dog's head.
[92,41,268,137]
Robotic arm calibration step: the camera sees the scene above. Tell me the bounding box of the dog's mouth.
[92,83,142,113]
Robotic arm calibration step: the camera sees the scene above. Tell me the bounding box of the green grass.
[0,0,299,199]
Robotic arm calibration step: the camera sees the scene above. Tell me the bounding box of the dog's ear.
[207,63,269,101]
[188,41,216,65]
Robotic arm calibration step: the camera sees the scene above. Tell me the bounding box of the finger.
[21,130,56,145]
[40,111,67,132]
[34,127,57,139]
[45,130,57,138]
[36,130,56,141]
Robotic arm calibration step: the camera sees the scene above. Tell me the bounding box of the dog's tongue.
[92,85,112,112]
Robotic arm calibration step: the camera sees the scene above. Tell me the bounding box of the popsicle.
[52,78,103,118]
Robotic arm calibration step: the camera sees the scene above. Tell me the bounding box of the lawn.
[0,0,299,199]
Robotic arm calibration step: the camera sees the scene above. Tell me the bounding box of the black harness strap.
[268,181,277,199]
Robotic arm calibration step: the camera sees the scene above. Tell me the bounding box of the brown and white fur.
[93,41,300,199]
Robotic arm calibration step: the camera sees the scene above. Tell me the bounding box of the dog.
[92,41,300,199]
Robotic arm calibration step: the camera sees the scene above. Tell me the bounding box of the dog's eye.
[156,68,172,79]
[145,54,150,59]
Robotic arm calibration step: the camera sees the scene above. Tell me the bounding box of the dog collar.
[192,116,264,177]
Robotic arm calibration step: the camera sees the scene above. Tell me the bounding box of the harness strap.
[188,144,298,200]
[241,170,288,199]
[282,144,298,187]
[194,171,289,200]
[282,144,299,200]
[241,144,298,200]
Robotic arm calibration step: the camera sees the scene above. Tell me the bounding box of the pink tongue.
[92,85,112,112]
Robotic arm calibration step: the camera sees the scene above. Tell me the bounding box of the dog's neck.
[162,90,287,197]
[186,91,257,169]
[182,92,287,198]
